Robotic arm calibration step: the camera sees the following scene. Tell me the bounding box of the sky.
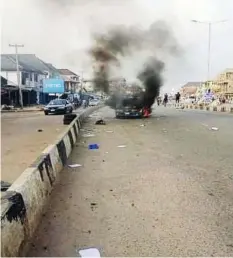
[1,0,233,92]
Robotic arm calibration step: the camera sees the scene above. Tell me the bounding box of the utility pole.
[191,20,227,81]
[9,44,24,109]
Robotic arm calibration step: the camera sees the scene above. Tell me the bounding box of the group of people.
[156,92,181,107]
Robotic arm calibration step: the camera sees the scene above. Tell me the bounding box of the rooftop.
[58,69,78,76]
[182,82,203,88]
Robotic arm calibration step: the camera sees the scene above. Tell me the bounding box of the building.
[214,68,233,99]
[57,69,80,93]
[180,82,202,98]
[1,54,60,105]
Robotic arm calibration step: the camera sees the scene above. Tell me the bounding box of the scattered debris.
[91,202,97,206]
[78,248,101,258]
[68,164,82,168]
[102,160,105,162]
[162,128,167,133]
[105,151,109,154]
[105,130,113,133]
[117,145,126,148]
[211,127,219,131]
[95,119,106,125]
[37,129,43,132]
[201,123,208,127]
[88,144,99,150]
[131,203,135,207]
[208,192,214,196]
[83,133,95,137]
[140,124,145,127]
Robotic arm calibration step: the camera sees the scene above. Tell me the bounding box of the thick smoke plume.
[89,21,179,108]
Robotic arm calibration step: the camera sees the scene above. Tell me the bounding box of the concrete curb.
[170,104,233,114]
[1,109,44,113]
[1,105,102,257]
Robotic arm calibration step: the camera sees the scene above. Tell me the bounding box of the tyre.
[44,111,48,115]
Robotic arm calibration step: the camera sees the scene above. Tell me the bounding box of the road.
[1,108,84,184]
[27,106,233,257]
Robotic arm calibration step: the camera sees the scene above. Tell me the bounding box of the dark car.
[115,105,143,118]
[44,99,73,115]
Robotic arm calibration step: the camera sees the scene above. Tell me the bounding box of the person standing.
[163,93,168,107]
[176,92,180,104]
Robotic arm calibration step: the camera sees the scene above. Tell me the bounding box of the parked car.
[89,99,100,106]
[44,99,73,115]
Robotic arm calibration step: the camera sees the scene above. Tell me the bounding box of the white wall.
[0,71,21,86]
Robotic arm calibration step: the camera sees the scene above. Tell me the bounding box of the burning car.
[114,93,151,118]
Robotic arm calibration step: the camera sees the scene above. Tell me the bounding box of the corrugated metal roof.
[182,82,203,88]
[58,69,78,76]
[1,54,60,76]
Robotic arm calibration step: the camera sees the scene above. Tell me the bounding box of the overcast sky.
[1,0,233,92]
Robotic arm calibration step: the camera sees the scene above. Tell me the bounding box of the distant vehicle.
[44,99,73,115]
[89,99,100,106]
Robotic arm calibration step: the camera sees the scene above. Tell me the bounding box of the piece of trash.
[37,129,43,132]
[68,164,82,168]
[117,145,126,148]
[105,130,113,133]
[95,119,106,125]
[105,151,109,154]
[162,129,167,133]
[83,134,95,137]
[88,144,99,150]
[140,124,145,127]
[211,127,219,131]
[79,248,101,258]
[201,123,208,127]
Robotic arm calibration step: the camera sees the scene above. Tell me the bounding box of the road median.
[1,105,102,257]
[170,103,233,114]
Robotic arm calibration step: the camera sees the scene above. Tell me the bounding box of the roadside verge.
[170,103,233,114]
[1,106,102,257]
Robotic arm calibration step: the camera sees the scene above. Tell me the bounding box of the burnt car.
[44,99,73,115]
[115,105,143,118]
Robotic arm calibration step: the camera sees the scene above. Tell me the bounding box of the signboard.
[43,79,64,93]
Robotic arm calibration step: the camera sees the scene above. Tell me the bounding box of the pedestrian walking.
[163,93,168,107]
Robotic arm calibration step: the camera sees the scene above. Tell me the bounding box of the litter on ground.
[117,145,126,148]
[95,119,106,125]
[83,134,95,137]
[68,164,82,168]
[78,248,101,257]
[88,144,99,150]
[211,127,219,131]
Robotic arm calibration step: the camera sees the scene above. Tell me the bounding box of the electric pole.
[9,44,24,109]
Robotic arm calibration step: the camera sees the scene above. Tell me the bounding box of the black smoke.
[89,20,179,108]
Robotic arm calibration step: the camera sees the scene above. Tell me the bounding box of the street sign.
[43,79,65,93]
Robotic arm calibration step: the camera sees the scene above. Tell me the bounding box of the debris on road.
[162,128,167,133]
[83,133,95,137]
[78,248,101,258]
[140,124,145,127]
[211,127,219,131]
[117,145,126,148]
[105,130,113,133]
[95,119,106,125]
[37,129,43,132]
[88,144,99,150]
[68,164,82,168]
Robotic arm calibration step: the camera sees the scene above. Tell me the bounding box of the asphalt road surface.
[1,108,85,184]
[28,106,233,257]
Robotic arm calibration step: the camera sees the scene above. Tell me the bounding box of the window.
[34,73,38,82]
